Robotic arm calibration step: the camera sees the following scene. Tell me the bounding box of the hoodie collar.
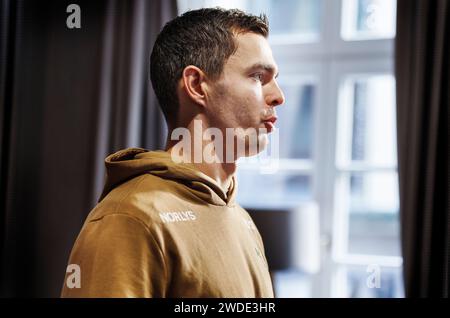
[99,148,237,207]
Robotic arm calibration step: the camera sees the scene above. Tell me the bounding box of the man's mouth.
[262,116,277,133]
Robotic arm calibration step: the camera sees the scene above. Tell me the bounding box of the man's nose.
[265,80,285,107]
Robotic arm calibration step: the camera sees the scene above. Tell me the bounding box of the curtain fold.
[92,0,174,203]
[395,0,449,297]
[0,0,176,297]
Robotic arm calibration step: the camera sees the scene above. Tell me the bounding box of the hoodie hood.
[98,148,237,206]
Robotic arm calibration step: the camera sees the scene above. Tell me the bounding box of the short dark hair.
[150,8,269,125]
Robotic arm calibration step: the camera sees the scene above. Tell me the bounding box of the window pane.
[273,270,313,297]
[246,0,321,40]
[341,0,397,40]
[337,171,401,257]
[350,171,399,215]
[337,75,397,167]
[333,265,404,298]
[277,82,315,160]
[237,170,312,208]
[195,0,322,42]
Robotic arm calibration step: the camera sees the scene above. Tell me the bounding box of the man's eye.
[252,73,264,82]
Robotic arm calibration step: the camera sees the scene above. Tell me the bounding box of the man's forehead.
[227,33,278,74]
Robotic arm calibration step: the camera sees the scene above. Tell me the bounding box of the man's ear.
[181,65,208,108]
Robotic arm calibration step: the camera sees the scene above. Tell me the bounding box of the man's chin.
[238,133,269,158]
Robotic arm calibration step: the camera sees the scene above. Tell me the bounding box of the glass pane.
[333,265,404,298]
[197,0,322,42]
[273,270,313,298]
[236,170,312,208]
[349,171,399,215]
[341,0,397,40]
[337,171,401,257]
[277,82,316,160]
[337,75,397,167]
[246,0,321,40]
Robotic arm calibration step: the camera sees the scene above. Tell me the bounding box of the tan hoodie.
[61,148,274,298]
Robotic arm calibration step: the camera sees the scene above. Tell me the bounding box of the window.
[179,0,323,42]
[341,0,397,41]
[332,264,403,297]
[331,62,403,297]
[245,0,323,42]
[177,0,402,298]
[334,74,401,259]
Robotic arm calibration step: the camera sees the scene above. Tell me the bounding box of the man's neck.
[165,117,237,193]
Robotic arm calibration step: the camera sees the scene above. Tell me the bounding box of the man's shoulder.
[86,173,194,229]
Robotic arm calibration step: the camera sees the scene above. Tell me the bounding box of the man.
[61,7,284,298]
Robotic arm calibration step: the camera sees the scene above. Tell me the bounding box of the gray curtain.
[395,0,449,297]
[0,0,176,297]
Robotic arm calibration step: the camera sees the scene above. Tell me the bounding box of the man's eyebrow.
[246,63,280,78]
